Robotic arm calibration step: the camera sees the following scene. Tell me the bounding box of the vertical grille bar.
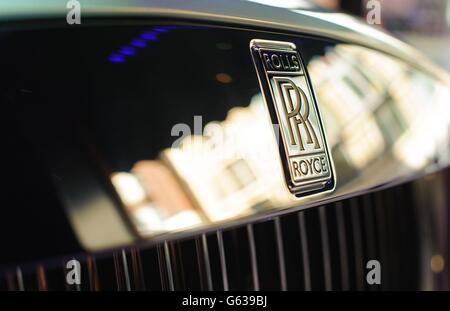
[113,252,124,291]
[274,217,287,291]
[130,249,145,290]
[16,267,24,291]
[121,250,131,291]
[216,230,229,291]
[298,212,311,291]
[350,199,364,290]
[319,206,332,291]
[201,234,213,291]
[36,265,48,291]
[247,224,260,291]
[362,194,379,291]
[87,256,100,291]
[335,202,350,290]
[163,242,175,291]
[156,245,167,290]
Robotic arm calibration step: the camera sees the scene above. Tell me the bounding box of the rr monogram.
[250,39,334,196]
[274,77,320,150]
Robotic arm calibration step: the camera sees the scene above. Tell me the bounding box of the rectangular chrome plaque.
[250,39,335,196]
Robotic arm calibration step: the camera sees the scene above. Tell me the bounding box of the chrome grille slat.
[383,189,400,289]
[216,230,229,291]
[373,190,389,290]
[274,217,287,291]
[121,250,131,291]
[298,212,312,291]
[318,206,333,291]
[349,198,365,290]
[156,245,167,290]
[361,195,378,291]
[246,224,260,291]
[87,256,100,291]
[195,237,206,290]
[130,249,145,291]
[303,208,326,290]
[36,265,47,291]
[113,252,124,291]
[335,202,350,290]
[16,267,24,291]
[200,234,213,291]
[163,242,174,291]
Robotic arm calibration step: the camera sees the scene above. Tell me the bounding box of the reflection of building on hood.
[110,42,450,236]
[111,161,202,236]
[162,97,292,222]
[110,97,292,233]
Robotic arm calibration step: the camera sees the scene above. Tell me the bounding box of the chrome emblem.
[250,39,335,196]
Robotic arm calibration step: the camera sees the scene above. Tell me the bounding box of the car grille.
[5,167,448,291]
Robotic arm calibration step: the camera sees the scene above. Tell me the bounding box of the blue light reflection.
[108,25,178,64]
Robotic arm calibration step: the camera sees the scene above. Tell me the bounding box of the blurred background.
[251,0,450,71]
